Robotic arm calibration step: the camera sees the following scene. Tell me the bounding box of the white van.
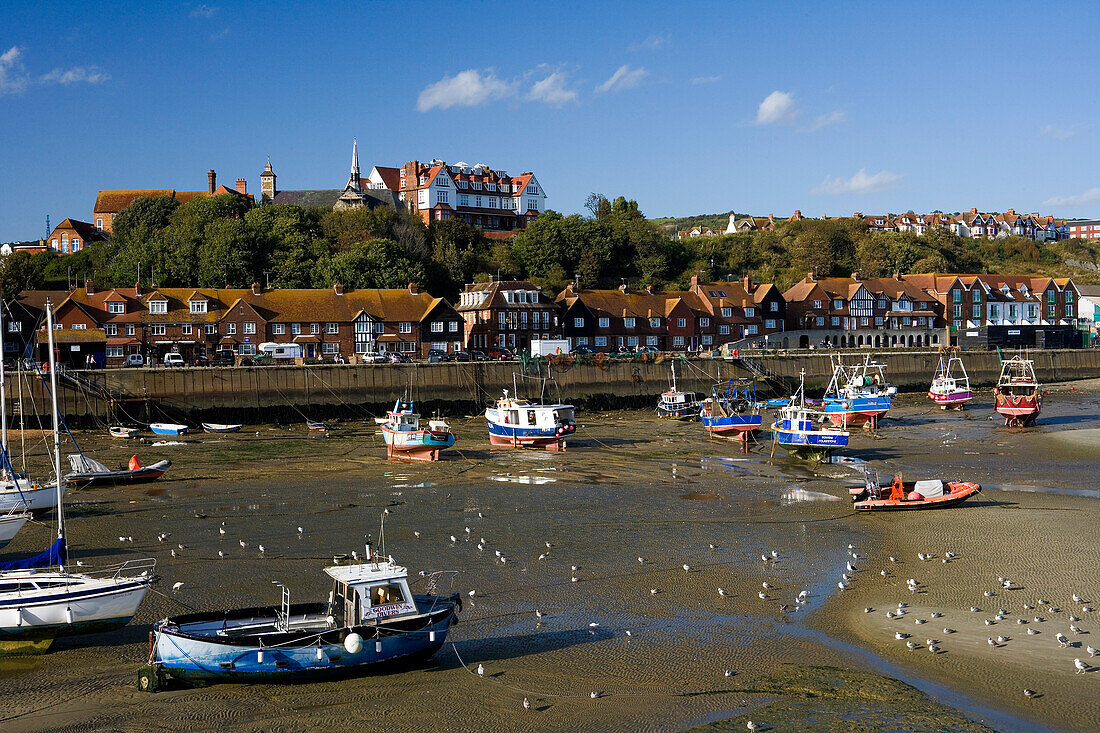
[163,353,185,367]
[258,342,304,360]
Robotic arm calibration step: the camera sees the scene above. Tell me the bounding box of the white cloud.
[40,66,110,85]
[191,4,218,18]
[629,33,669,52]
[595,65,647,94]
[1042,187,1100,207]
[417,69,514,111]
[0,46,28,95]
[1040,124,1075,140]
[527,71,576,106]
[690,75,721,85]
[813,168,901,195]
[754,90,799,125]
[807,110,846,132]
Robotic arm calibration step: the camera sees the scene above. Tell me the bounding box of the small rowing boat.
[307,420,328,432]
[109,426,140,439]
[202,423,242,433]
[848,470,981,511]
[150,423,189,436]
[65,454,171,487]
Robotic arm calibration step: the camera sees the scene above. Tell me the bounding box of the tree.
[0,251,45,298]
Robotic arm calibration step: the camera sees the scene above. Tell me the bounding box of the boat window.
[505,410,519,424]
[31,580,76,589]
[0,582,39,593]
[526,410,536,425]
[369,583,406,607]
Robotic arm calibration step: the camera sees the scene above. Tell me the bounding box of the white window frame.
[149,299,168,314]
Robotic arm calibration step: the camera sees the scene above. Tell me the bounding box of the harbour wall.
[8,348,1100,426]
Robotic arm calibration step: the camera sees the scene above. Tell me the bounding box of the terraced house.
[456,280,558,352]
[44,281,463,367]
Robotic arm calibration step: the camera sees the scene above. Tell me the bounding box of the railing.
[79,557,157,580]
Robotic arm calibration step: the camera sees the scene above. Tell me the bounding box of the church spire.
[348,138,361,191]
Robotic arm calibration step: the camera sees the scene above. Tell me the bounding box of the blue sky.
[1,0,1098,242]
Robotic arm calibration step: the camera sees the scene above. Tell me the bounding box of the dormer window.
[190,299,208,314]
[149,299,168,314]
[107,301,125,315]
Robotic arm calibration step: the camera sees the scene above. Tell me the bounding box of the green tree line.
[3,193,1098,301]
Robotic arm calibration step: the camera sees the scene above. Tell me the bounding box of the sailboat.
[0,308,61,519]
[0,299,156,649]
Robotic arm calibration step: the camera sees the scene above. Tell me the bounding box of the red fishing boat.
[848,471,981,511]
[992,356,1041,427]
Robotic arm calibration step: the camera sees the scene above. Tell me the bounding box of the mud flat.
[0,383,1098,731]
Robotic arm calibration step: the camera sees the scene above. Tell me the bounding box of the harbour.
[1,381,1098,731]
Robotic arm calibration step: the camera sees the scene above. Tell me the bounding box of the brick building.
[93,170,252,233]
[45,218,106,254]
[456,280,558,352]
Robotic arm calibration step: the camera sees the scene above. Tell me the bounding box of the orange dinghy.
[848,471,980,511]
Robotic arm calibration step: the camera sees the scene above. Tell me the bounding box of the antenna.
[45,214,50,239]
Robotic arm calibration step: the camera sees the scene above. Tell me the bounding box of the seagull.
[1034,616,1044,623]
[239,540,247,547]
[746,722,760,731]
[886,611,896,619]
[218,550,225,558]
[258,545,266,554]
[651,588,659,595]
[1057,633,1069,647]
[545,542,552,548]
[864,607,873,613]
[943,628,956,634]
[1017,619,1027,625]
[915,619,927,625]
[1038,599,1049,606]
[571,565,579,571]
[158,533,168,542]
[625,630,632,636]
[1087,645,1097,657]
[1074,658,1088,674]
[718,588,729,597]
[413,531,420,538]
[846,562,857,573]
[535,610,543,619]
[898,602,908,608]
[907,641,919,650]
[468,590,476,597]
[477,663,484,677]
[931,612,943,618]
[450,535,457,544]
[523,697,530,711]
[538,553,547,560]
[1071,624,1082,634]
[478,512,484,519]
[758,592,769,600]
[1070,616,1080,622]
[970,607,981,613]
[683,564,691,572]
[928,644,939,653]
[762,582,772,589]
[1023,688,1036,699]
[881,569,889,577]
[170,549,177,557]
[1073,593,1084,603]
[1024,603,1033,610]
[896,632,909,640]
[984,590,994,597]
[724,669,734,677]
[985,620,995,626]
[571,576,579,583]
[465,527,471,534]
[219,527,226,535]
[500,556,507,564]
[848,543,855,550]
[838,581,847,590]
[1085,607,1095,613]
[890,556,898,563]
[761,554,769,562]
[638,557,644,564]
[945,552,957,559]
[988,637,998,647]
[172,582,184,592]
[297,527,304,534]
[590,691,601,699]
[495,550,502,558]
[1027,628,1038,635]
[797,590,808,601]
[770,550,779,560]
[477,543,484,551]
[997,635,1009,644]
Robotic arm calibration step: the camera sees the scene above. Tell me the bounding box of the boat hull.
[0,578,150,640]
[774,427,849,448]
[994,393,1041,425]
[486,422,574,451]
[0,513,30,549]
[853,482,981,511]
[154,598,458,684]
[821,396,890,427]
[150,425,188,436]
[110,427,140,439]
[381,428,455,461]
[928,390,972,408]
[701,415,763,435]
[202,424,242,433]
[656,404,699,420]
[66,460,171,487]
[0,482,65,513]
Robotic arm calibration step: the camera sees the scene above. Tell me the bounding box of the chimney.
[768,213,774,222]
[645,285,653,294]
[334,282,344,295]
[851,271,860,281]
[1007,208,1015,216]
[743,275,752,291]
[970,207,977,214]
[408,282,418,294]
[85,278,94,295]
[807,271,816,282]
[235,178,247,194]
[134,281,142,296]
[690,274,699,288]
[893,272,901,281]
[854,212,863,218]
[794,209,801,219]
[251,281,261,296]
[208,169,216,194]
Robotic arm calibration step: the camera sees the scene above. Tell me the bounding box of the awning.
[155,340,172,345]
[293,335,320,343]
[220,336,239,343]
[376,334,403,342]
[177,340,196,344]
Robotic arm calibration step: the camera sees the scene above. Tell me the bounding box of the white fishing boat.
[772,370,849,459]
[656,361,700,419]
[485,376,576,452]
[928,349,972,409]
[0,299,156,650]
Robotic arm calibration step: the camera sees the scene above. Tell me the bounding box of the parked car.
[573,345,596,356]
[638,346,660,354]
[124,353,145,368]
[449,351,472,362]
[211,349,236,367]
[486,348,514,361]
[470,350,490,361]
[360,351,388,364]
[427,349,448,363]
[163,353,185,367]
[192,355,210,367]
[385,352,410,364]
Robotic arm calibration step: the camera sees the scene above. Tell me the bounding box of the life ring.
[842,402,850,410]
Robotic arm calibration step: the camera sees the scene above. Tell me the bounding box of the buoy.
[65,607,73,624]
[375,639,383,653]
[429,630,436,642]
[129,455,142,470]
[257,649,264,664]
[344,632,363,654]
[16,607,23,626]
[316,646,324,661]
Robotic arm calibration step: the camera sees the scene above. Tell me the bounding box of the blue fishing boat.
[485,376,576,452]
[144,542,460,690]
[772,370,849,458]
[821,354,895,428]
[150,423,189,436]
[379,400,455,461]
[699,378,763,438]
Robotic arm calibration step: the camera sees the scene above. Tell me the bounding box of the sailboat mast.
[46,299,64,553]
[0,303,7,477]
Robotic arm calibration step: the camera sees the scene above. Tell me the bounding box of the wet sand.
[0,381,1098,731]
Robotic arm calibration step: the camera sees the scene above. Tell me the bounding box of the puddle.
[983,483,1100,499]
[782,487,841,505]
[489,475,556,485]
[680,491,722,501]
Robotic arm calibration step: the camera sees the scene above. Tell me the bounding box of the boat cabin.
[495,398,575,431]
[385,410,421,432]
[325,559,418,625]
[659,391,699,407]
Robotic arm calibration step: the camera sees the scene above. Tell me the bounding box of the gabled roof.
[94,190,175,213]
[50,218,106,242]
